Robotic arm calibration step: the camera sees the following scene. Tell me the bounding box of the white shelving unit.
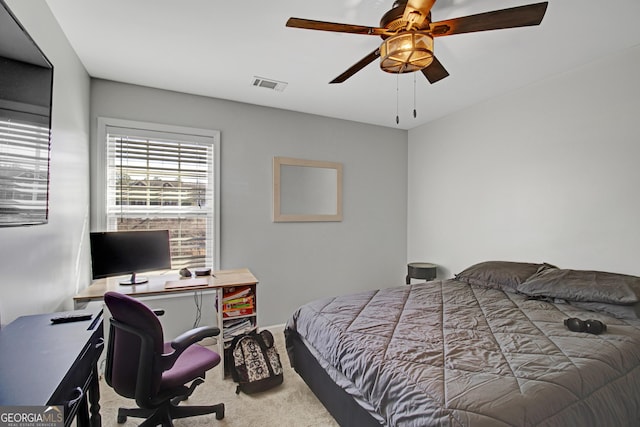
[215,282,258,376]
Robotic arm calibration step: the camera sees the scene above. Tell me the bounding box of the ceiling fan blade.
[430,2,548,37]
[403,0,436,27]
[421,57,449,83]
[286,18,389,36]
[330,49,381,84]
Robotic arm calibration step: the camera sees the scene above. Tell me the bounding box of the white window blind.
[0,117,50,226]
[103,122,219,270]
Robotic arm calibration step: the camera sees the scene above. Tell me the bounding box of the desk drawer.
[49,324,103,426]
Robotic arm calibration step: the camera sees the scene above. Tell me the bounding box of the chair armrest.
[159,326,220,371]
[171,325,220,353]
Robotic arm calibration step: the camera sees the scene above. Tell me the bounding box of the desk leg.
[89,365,101,427]
[76,394,90,427]
[74,300,88,310]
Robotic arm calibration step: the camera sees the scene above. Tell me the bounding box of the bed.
[284,261,640,426]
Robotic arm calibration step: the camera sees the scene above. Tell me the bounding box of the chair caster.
[117,414,127,423]
[215,403,225,420]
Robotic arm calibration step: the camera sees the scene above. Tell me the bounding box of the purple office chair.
[104,291,224,426]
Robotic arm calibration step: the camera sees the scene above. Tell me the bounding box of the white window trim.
[95,117,221,269]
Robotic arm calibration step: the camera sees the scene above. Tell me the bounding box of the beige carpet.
[98,325,339,427]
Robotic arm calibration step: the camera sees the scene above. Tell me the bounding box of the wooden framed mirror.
[273,157,343,222]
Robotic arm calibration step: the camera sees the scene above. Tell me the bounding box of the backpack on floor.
[229,329,283,394]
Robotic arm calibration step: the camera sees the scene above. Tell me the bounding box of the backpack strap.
[259,329,275,348]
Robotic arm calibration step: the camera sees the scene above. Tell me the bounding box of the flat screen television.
[90,230,172,285]
[0,0,54,226]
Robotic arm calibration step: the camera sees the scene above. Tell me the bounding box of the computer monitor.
[90,229,172,285]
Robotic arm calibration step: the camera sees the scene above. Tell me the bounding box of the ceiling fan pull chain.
[396,74,400,125]
[413,73,417,119]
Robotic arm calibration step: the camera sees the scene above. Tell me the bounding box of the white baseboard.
[263,323,286,332]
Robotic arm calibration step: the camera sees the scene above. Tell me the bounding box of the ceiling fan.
[286,0,548,84]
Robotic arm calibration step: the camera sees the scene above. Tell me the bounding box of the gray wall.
[0,0,91,325]
[408,44,640,279]
[90,80,408,329]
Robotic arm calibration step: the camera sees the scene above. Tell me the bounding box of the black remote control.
[50,313,93,324]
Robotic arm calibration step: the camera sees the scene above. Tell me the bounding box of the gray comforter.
[286,280,640,426]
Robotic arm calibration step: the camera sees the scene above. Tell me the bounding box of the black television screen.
[0,0,53,227]
[90,230,172,285]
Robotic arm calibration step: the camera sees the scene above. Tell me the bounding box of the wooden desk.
[0,310,103,427]
[73,268,258,308]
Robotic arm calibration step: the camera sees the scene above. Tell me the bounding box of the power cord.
[192,290,203,328]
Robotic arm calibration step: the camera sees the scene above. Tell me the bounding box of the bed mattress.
[285,280,640,426]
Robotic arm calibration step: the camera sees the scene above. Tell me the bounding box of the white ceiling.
[45,0,640,130]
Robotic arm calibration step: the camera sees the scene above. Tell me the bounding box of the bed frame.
[286,329,380,427]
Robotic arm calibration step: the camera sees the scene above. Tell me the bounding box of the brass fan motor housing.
[380,2,431,35]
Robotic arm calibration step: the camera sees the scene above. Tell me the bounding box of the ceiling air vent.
[251,76,287,92]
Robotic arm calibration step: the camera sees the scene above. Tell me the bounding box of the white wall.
[408,45,640,279]
[0,0,91,325]
[90,80,408,331]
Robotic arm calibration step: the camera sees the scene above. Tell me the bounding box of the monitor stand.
[119,272,148,286]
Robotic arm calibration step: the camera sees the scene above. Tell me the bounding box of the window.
[96,118,220,270]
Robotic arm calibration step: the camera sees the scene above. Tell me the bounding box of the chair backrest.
[104,291,165,401]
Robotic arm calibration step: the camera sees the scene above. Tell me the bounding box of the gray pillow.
[570,301,640,320]
[455,261,556,293]
[517,268,640,305]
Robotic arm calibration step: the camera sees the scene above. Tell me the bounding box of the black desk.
[0,310,103,427]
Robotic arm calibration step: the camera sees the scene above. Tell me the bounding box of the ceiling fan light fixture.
[380,32,434,74]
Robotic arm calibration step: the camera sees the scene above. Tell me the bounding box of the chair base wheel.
[215,403,225,420]
[117,415,127,424]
